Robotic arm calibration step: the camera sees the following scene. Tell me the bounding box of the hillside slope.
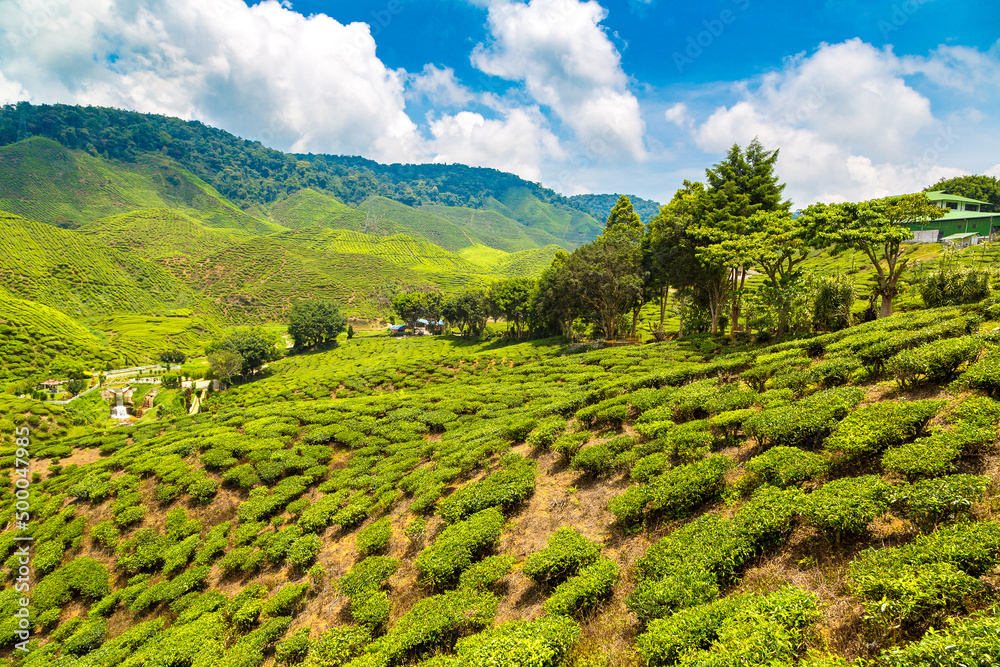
[4,305,1000,667]
[0,210,208,318]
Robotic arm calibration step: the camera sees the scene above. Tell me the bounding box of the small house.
[906,191,1000,240]
[941,232,979,249]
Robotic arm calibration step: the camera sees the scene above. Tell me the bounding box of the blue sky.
[1,0,999,208]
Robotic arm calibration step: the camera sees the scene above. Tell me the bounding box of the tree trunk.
[678,292,686,338]
[880,293,894,318]
[659,285,668,331]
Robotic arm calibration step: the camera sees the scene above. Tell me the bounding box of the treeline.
[397,141,997,343]
[0,102,586,212]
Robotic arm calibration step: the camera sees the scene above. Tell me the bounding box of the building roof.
[937,210,1000,221]
[941,232,979,241]
[926,190,991,206]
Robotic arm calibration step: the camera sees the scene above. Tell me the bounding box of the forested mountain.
[569,193,662,223]
[0,102,603,246]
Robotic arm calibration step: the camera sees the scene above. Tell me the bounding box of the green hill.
[0,103,604,249]
[568,192,663,223]
[0,137,284,235]
[77,208,248,262]
[457,243,562,276]
[417,204,566,252]
[0,290,121,390]
[7,306,1000,666]
[268,188,364,230]
[0,210,207,318]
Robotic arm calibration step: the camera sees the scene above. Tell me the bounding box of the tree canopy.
[288,301,347,349]
[925,175,1000,211]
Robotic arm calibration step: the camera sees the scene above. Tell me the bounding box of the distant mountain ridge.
[0,102,609,248]
[569,193,663,223]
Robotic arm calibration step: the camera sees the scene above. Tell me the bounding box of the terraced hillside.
[0,211,207,319]
[0,138,283,235]
[0,290,121,391]
[4,299,1000,667]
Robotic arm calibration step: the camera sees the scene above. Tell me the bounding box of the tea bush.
[891,474,990,531]
[362,589,498,665]
[882,425,990,480]
[457,554,514,592]
[887,336,982,386]
[302,627,371,667]
[444,615,580,667]
[436,454,535,523]
[881,613,1000,667]
[635,586,819,667]
[357,517,392,556]
[744,386,865,449]
[799,475,891,539]
[961,351,1000,397]
[522,527,602,584]
[741,446,827,493]
[850,521,1000,629]
[339,556,400,598]
[824,399,942,459]
[261,582,311,617]
[542,557,619,617]
[415,508,504,590]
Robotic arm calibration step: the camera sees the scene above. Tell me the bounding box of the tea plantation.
[2,299,1000,667]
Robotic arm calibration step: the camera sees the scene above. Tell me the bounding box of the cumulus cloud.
[427,107,564,182]
[0,0,420,160]
[692,39,971,205]
[472,0,647,161]
[407,64,476,107]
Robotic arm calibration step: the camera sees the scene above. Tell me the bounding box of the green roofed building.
[906,191,1000,242]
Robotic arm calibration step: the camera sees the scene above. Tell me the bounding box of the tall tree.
[644,183,707,337]
[605,195,643,235]
[530,251,579,338]
[564,229,646,341]
[288,301,347,349]
[697,138,791,333]
[489,278,535,338]
[206,328,280,379]
[811,193,944,318]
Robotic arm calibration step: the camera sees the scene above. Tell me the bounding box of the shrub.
[643,455,730,520]
[415,508,504,590]
[569,444,614,475]
[627,486,801,623]
[275,628,311,664]
[194,521,231,565]
[356,517,392,556]
[881,613,1000,667]
[882,424,990,480]
[339,556,400,598]
[824,399,942,459]
[631,453,671,484]
[63,617,108,656]
[365,589,498,664]
[891,474,991,531]
[799,475,891,539]
[287,533,322,570]
[351,588,391,633]
[741,446,827,492]
[543,557,619,617]
[960,351,1000,396]
[458,554,515,592]
[809,357,860,388]
[525,417,567,450]
[920,265,990,307]
[744,386,865,449]
[887,336,982,386]
[551,432,590,459]
[436,454,535,523]
[261,582,311,617]
[302,627,371,667]
[635,586,819,667]
[850,522,1000,630]
[90,521,120,550]
[708,408,755,443]
[522,527,602,584]
[448,615,580,667]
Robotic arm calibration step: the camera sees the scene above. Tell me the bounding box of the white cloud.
[472,0,647,161]
[664,102,692,128]
[427,107,564,182]
[986,163,1000,179]
[692,39,970,205]
[900,41,1000,93]
[407,64,476,107]
[0,0,420,161]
